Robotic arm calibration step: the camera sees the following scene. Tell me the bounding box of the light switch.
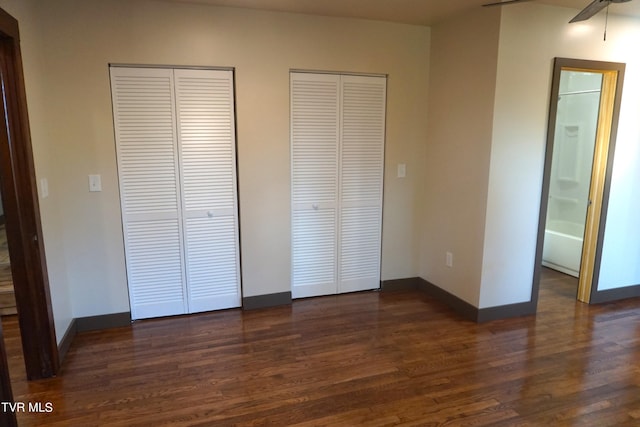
[89,174,102,192]
[40,178,49,199]
[397,163,406,178]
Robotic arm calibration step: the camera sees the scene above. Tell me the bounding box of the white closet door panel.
[175,69,236,212]
[292,209,337,298]
[184,216,240,312]
[338,75,386,293]
[174,69,241,312]
[111,67,187,320]
[339,206,382,293]
[126,219,186,319]
[340,75,386,204]
[291,73,340,207]
[291,73,340,297]
[114,75,180,215]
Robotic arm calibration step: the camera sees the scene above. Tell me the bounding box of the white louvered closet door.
[111,66,240,320]
[338,75,386,293]
[111,67,187,320]
[174,69,241,313]
[291,73,340,298]
[291,72,386,299]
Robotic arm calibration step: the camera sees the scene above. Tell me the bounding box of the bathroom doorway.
[542,70,601,278]
[536,58,625,304]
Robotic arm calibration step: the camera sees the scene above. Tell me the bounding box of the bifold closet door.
[111,67,186,320]
[291,73,340,298]
[174,69,241,314]
[111,66,241,320]
[291,72,386,299]
[338,75,386,293]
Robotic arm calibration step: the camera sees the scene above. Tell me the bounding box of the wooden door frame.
[532,57,625,306]
[575,67,619,302]
[0,6,59,385]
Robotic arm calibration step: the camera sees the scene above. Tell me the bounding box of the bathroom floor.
[539,266,579,300]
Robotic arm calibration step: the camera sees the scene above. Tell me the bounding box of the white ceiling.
[164,0,640,26]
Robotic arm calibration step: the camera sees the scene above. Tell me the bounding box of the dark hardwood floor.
[3,268,640,426]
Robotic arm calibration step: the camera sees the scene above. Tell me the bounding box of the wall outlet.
[446,251,453,268]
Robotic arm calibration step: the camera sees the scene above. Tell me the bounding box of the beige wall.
[0,0,430,337]
[421,7,501,306]
[421,2,640,310]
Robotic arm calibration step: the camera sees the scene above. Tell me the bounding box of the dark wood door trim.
[0,7,59,380]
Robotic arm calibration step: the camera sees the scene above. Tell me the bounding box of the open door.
[535,58,625,304]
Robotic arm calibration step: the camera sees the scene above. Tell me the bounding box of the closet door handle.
[312,204,319,210]
[207,211,214,218]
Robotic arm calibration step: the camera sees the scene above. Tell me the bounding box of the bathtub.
[542,220,584,278]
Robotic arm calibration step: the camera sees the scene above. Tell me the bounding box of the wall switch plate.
[397,163,406,178]
[446,251,453,268]
[40,178,49,199]
[89,174,102,192]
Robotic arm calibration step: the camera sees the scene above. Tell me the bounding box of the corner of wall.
[420,6,502,308]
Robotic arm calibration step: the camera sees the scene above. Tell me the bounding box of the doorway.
[535,58,625,304]
[0,12,60,427]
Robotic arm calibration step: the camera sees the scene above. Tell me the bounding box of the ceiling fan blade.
[569,0,609,22]
[482,0,534,7]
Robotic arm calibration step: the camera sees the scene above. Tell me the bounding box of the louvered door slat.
[111,67,187,320]
[174,69,241,313]
[291,73,340,298]
[338,75,386,293]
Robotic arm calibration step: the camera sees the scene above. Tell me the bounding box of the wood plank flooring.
[0,223,17,315]
[3,268,640,426]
